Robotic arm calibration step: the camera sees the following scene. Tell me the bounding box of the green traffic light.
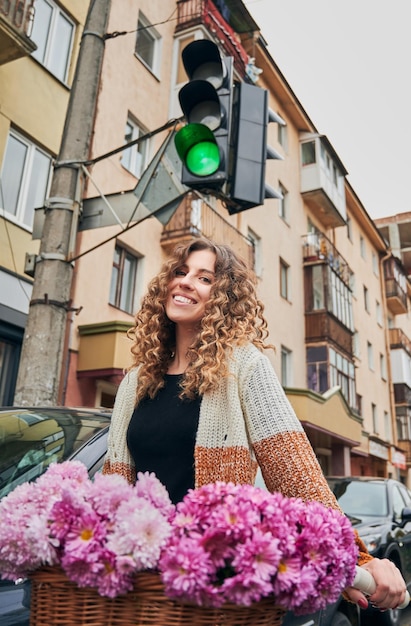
[175,123,220,177]
[186,141,220,176]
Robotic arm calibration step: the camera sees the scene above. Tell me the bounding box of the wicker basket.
[30,566,286,626]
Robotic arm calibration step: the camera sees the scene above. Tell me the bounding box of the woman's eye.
[200,276,212,283]
[174,269,186,276]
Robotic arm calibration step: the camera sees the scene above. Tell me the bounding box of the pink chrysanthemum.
[160,482,358,613]
[0,461,175,598]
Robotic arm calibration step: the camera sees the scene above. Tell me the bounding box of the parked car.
[327,476,411,626]
[0,406,111,626]
[2,412,411,626]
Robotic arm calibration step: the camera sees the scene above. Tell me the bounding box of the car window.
[392,485,408,522]
[328,480,388,517]
[0,410,110,498]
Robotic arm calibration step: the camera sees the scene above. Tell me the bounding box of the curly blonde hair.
[128,237,273,402]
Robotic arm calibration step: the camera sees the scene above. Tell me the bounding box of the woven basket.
[30,566,286,626]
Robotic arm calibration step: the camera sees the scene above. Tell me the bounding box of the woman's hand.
[345,559,408,610]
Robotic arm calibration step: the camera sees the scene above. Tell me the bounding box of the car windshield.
[328,479,388,517]
[0,409,110,499]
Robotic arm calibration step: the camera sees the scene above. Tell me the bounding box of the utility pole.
[14,0,112,406]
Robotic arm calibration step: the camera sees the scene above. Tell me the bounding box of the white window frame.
[278,182,289,222]
[281,345,292,387]
[0,129,52,230]
[367,341,374,371]
[30,0,74,83]
[121,117,150,179]
[109,244,140,315]
[135,11,162,77]
[280,258,290,301]
[247,228,262,277]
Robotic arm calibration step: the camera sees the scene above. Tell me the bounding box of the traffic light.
[226,81,285,214]
[174,39,233,192]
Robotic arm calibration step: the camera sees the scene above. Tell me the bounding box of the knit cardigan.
[103,343,372,567]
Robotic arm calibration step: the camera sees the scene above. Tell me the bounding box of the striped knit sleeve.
[239,350,372,567]
[102,369,138,484]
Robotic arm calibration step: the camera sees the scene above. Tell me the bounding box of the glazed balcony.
[160,193,254,267]
[300,134,347,229]
[0,0,36,64]
[176,0,250,77]
[384,256,408,315]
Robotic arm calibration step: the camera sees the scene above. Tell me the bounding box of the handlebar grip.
[353,566,410,610]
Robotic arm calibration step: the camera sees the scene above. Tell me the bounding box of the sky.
[244,0,411,220]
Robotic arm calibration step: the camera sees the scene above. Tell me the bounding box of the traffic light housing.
[226,81,285,214]
[174,40,233,192]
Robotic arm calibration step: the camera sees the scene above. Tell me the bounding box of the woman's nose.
[178,273,194,288]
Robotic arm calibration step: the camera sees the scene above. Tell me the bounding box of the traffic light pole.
[14,0,112,406]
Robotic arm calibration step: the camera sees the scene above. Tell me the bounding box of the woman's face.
[166,249,216,327]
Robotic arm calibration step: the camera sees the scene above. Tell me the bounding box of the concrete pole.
[14,0,112,406]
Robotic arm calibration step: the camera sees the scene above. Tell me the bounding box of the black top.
[126,374,201,504]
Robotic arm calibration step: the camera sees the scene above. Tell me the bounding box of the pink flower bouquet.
[0,461,174,598]
[160,482,358,615]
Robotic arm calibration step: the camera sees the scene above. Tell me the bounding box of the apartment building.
[374,212,411,476]
[1,0,410,482]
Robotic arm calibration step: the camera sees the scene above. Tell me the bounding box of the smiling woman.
[102,237,408,622]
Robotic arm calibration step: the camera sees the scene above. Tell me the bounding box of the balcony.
[161,192,254,267]
[300,134,347,229]
[384,256,408,315]
[0,0,36,64]
[176,0,250,78]
[397,439,411,465]
[389,327,411,356]
[302,230,353,288]
[305,313,353,355]
[77,321,133,375]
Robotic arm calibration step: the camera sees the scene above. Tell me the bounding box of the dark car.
[327,476,411,626]
[0,406,111,626]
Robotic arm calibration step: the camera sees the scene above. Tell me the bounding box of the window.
[280,259,290,300]
[121,117,149,178]
[367,341,374,371]
[301,141,316,166]
[380,353,387,380]
[281,346,292,386]
[247,229,262,277]
[135,12,161,75]
[278,183,289,221]
[307,265,353,330]
[312,265,325,310]
[376,300,382,326]
[363,285,369,312]
[329,347,356,409]
[384,411,391,440]
[109,245,139,314]
[306,345,356,410]
[1,130,52,229]
[30,0,74,83]
[0,323,24,406]
[307,346,328,394]
[277,122,287,149]
[372,251,379,276]
[372,403,378,434]
[360,235,366,259]
[346,216,352,241]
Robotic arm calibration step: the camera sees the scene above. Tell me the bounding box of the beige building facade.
[1,0,410,483]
